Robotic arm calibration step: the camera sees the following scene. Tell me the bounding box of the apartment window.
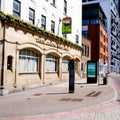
[100,31,103,38]
[86,46,89,57]
[84,45,86,56]
[29,8,35,24]
[62,57,69,72]
[64,0,67,14]
[63,34,67,39]
[13,0,21,17]
[0,0,1,10]
[82,44,84,55]
[19,49,38,73]
[51,20,55,33]
[51,0,55,5]
[76,35,79,44]
[45,54,57,72]
[41,15,46,30]
[82,44,88,56]
[82,31,88,38]
[81,63,83,71]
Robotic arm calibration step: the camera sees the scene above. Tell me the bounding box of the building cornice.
[0,11,82,51]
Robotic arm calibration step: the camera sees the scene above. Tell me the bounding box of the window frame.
[64,0,67,14]
[13,0,21,18]
[51,0,56,6]
[0,0,1,10]
[75,35,79,44]
[41,15,46,30]
[7,56,13,71]
[63,34,67,39]
[51,20,55,33]
[19,49,39,73]
[45,54,58,72]
[29,7,35,24]
[62,57,69,72]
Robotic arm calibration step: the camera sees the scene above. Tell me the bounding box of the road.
[0,74,120,120]
[111,74,120,100]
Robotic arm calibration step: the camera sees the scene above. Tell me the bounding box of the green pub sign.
[62,17,72,34]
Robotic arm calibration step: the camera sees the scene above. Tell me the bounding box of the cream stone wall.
[0,20,81,92]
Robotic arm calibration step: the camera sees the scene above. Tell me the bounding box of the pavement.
[0,76,120,120]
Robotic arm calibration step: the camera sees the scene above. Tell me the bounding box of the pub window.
[7,56,13,70]
[62,57,69,72]
[13,0,21,18]
[29,8,35,24]
[45,54,57,72]
[19,49,38,73]
[41,15,46,30]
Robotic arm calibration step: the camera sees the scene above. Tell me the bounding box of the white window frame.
[41,15,46,30]
[13,0,21,17]
[62,57,69,72]
[29,7,35,24]
[19,49,38,73]
[45,54,57,72]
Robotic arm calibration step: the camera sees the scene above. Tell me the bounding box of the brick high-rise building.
[83,0,120,73]
[82,2,108,75]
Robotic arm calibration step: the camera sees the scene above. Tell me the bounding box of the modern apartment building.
[0,0,82,95]
[82,2,108,75]
[83,0,120,73]
[100,0,120,73]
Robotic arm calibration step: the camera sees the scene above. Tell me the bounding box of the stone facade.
[0,14,82,94]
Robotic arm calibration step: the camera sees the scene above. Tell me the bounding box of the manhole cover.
[60,98,71,101]
[71,98,83,102]
[86,91,96,97]
[60,98,83,102]
[92,91,102,97]
[33,93,42,96]
[27,98,31,100]
[86,91,102,97]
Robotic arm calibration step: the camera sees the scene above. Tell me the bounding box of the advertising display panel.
[87,61,98,83]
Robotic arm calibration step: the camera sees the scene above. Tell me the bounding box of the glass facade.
[82,3,107,30]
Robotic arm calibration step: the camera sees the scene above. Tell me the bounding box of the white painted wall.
[0,0,82,45]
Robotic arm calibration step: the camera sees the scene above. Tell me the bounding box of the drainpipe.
[14,42,18,88]
[1,20,6,89]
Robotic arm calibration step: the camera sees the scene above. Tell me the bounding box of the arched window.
[62,57,69,72]
[7,56,13,70]
[19,49,38,73]
[45,54,57,72]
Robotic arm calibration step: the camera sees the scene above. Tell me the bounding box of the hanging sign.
[62,17,72,34]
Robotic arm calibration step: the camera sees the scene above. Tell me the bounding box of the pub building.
[0,12,82,95]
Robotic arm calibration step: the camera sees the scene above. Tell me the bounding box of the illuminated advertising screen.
[87,62,96,78]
